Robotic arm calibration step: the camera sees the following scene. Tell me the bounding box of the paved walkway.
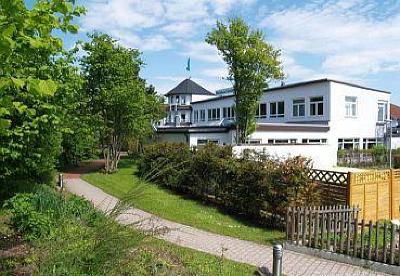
[65,178,386,276]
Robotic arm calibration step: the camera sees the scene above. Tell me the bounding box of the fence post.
[58,173,64,189]
[272,244,283,276]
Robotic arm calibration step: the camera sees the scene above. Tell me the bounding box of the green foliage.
[337,145,390,168]
[1,185,255,275]
[4,185,100,239]
[139,143,318,224]
[371,144,387,164]
[0,0,84,192]
[81,33,163,173]
[52,48,99,167]
[206,17,284,143]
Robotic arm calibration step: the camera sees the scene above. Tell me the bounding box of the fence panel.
[309,169,349,205]
[349,170,400,221]
[286,205,400,266]
[391,170,400,219]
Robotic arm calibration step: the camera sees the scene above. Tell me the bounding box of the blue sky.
[28,0,400,103]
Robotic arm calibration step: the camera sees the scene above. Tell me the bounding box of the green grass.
[0,188,255,275]
[82,158,284,245]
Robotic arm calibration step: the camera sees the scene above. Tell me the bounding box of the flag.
[186,57,191,72]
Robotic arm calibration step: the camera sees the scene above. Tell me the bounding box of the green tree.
[206,17,284,143]
[81,34,163,173]
[53,47,98,167]
[0,0,84,191]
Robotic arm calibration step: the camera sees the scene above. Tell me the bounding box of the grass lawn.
[82,158,285,245]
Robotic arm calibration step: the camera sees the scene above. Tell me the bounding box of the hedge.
[138,143,320,225]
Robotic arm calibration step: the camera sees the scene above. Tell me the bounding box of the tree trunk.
[103,134,122,173]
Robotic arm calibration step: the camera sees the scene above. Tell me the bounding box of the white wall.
[233,144,337,169]
[391,137,400,149]
[329,82,391,148]
[191,82,331,125]
[192,94,216,103]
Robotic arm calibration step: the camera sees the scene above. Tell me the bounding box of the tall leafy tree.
[53,48,98,167]
[81,34,163,173]
[206,17,284,143]
[0,0,84,190]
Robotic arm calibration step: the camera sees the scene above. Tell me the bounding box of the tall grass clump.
[4,186,145,275]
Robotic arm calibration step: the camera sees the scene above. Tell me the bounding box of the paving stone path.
[65,178,386,276]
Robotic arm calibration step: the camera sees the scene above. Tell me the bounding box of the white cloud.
[260,0,400,78]
[201,66,229,78]
[80,0,257,51]
[160,22,196,38]
[181,41,224,63]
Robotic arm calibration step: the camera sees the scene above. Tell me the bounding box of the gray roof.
[165,78,214,96]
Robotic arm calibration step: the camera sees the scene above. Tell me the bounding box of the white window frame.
[193,110,198,123]
[200,110,206,122]
[197,139,220,146]
[362,138,383,149]
[302,138,327,144]
[223,106,235,120]
[377,101,388,122]
[292,98,305,117]
[267,138,297,144]
[310,96,324,116]
[269,101,284,118]
[256,103,267,118]
[345,96,357,118]
[208,108,220,121]
[338,138,360,150]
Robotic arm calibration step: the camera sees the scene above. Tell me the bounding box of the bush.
[139,143,318,224]
[4,185,102,240]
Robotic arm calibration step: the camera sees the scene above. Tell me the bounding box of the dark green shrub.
[371,144,388,165]
[139,143,317,224]
[394,155,400,169]
[4,192,52,239]
[138,142,192,190]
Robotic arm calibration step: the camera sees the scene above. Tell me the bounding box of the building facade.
[157,78,391,167]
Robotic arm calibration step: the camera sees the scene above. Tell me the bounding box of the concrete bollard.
[58,173,64,189]
[273,244,283,276]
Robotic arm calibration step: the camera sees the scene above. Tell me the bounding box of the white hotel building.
[157,78,391,168]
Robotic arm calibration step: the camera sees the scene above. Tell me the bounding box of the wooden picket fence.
[286,205,400,265]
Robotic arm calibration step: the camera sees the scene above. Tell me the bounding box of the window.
[245,139,262,144]
[345,96,357,117]
[181,95,186,105]
[338,138,360,150]
[193,110,198,123]
[208,108,220,121]
[223,106,235,119]
[302,138,327,144]
[377,101,388,122]
[363,138,383,149]
[200,110,206,122]
[197,139,219,146]
[270,101,284,118]
[175,95,180,104]
[181,114,186,122]
[256,103,267,118]
[267,139,297,144]
[310,96,324,116]
[292,98,305,117]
